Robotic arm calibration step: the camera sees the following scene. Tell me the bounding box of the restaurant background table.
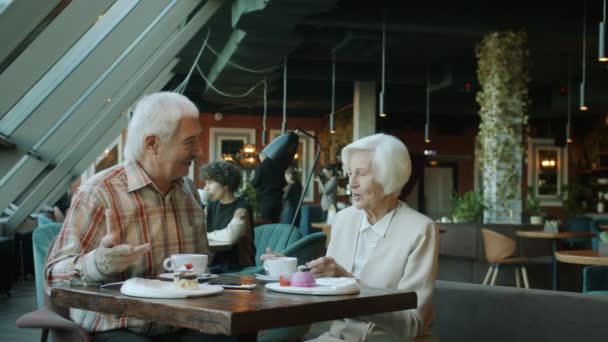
[555,250,608,266]
[515,230,596,290]
[50,276,417,341]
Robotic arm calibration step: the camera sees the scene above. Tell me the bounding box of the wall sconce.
[242,144,256,154]
[541,159,556,168]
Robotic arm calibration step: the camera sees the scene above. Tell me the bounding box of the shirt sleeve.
[45,186,112,289]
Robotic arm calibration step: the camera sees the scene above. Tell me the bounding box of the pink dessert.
[290,270,316,287]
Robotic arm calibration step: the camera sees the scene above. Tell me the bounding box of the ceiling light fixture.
[330,52,336,134]
[580,0,589,111]
[379,19,387,118]
[425,65,431,144]
[566,58,573,143]
[600,0,608,61]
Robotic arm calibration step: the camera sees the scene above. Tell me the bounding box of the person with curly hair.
[201,161,254,272]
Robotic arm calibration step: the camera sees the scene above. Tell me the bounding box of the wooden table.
[515,230,596,290]
[51,276,417,341]
[555,250,608,266]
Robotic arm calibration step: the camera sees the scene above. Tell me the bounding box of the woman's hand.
[260,247,284,262]
[305,256,353,278]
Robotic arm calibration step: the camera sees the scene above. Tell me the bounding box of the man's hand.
[95,229,150,276]
[305,256,352,278]
[260,247,284,263]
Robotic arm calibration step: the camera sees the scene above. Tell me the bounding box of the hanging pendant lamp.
[379,20,387,117]
[580,0,589,111]
[567,59,573,143]
[262,77,268,145]
[425,65,431,144]
[282,58,288,132]
[600,0,608,61]
[330,52,336,134]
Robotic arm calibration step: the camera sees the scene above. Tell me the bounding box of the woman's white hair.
[341,133,411,196]
[124,92,199,161]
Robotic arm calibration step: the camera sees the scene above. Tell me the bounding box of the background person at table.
[45,92,224,341]
[314,164,338,221]
[280,167,303,225]
[264,133,439,341]
[251,152,284,223]
[201,161,254,273]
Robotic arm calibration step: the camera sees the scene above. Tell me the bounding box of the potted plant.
[526,188,543,225]
[451,191,485,223]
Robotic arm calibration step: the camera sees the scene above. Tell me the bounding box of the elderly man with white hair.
[45,92,227,341]
[264,133,439,341]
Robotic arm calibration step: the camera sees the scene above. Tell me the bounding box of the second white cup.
[263,256,297,278]
[163,254,208,276]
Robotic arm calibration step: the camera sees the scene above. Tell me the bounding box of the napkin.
[315,277,359,290]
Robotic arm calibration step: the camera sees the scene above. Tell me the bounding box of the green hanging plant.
[476,31,530,219]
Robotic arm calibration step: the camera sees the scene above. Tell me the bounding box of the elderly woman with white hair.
[265,133,438,341]
[311,133,438,341]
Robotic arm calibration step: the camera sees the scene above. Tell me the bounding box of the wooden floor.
[0,279,41,342]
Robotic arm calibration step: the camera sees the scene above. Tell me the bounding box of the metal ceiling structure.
[2,0,608,232]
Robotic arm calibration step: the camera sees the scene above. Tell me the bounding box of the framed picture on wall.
[209,127,256,162]
[270,129,315,202]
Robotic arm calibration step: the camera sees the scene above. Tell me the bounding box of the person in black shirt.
[280,167,303,225]
[201,161,254,273]
[251,152,285,223]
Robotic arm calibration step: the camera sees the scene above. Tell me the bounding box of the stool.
[481,228,530,288]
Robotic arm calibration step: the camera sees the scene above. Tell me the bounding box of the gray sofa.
[432,280,608,341]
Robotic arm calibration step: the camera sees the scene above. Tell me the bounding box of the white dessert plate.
[158,273,218,281]
[265,277,360,296]
[120,278,223,298]
[255,274,279,282]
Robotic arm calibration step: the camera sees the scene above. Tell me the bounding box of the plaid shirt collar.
[125,160,184,193]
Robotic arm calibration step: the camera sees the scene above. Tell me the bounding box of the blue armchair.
[564,216,593,248]
[583,265,608,295]
[299,205,323,236]
[238,224,303,275]
[17,222,91,341]
[591,219,608,250]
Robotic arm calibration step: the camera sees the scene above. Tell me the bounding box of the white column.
[353,81,376,140]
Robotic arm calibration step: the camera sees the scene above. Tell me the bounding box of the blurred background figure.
[251,152,284,223]
[315,164,338,221]
[280,167,303,225]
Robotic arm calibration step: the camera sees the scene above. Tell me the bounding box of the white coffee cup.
[263,256,297,278]
[163,254,208,276]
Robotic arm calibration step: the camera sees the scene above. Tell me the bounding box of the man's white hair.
[341,133,411,196]
[124,92,199,161]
